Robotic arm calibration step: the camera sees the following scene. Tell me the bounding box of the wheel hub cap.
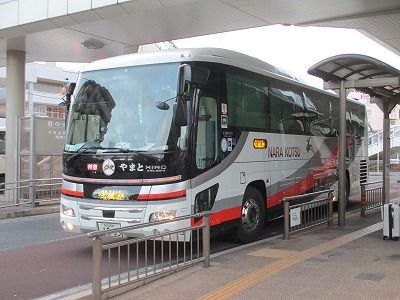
[241,198,260,232]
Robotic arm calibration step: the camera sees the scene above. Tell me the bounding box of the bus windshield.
[64,63,180,152]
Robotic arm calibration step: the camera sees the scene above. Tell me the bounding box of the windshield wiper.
[100,148,148,154]
[65,142,103,166]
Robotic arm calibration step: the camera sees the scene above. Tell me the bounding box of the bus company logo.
[267,146,301,158]
[306,137,316,156]
[145,165,167,173]
[102,159,115,176]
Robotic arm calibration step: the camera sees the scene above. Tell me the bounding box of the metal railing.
[88,212,211,300]
[368,125,400,147]
[0,177,62,209]
[283,190,334,240]
[360,180,383,216]
[368,125,400,158]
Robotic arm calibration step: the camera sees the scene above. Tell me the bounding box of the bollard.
[360,184,366,216]
[328,191,334,226]
[30,181,36,208]
[283,199,289,240]
[92,237,103,300]
[202,214,210,267]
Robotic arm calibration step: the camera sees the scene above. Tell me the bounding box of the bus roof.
[83,47,295,79]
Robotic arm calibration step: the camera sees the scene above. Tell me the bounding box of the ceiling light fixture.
[82,38,105,50]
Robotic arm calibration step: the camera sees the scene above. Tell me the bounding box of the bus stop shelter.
[308,54,400,226]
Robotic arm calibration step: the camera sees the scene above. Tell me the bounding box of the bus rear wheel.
[235,187,265,243]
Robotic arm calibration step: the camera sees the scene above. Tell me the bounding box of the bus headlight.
[62,204,76,217]
[149,210,176,222]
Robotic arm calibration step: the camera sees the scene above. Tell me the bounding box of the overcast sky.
[173,25,400,88]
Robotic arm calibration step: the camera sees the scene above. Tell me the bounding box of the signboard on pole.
[290,207,301,227]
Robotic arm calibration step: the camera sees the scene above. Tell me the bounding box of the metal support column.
[338,80,346,226]
[92,237,103,300]
[382,102,390,204]
[29,116,37,208]
[202,214,210,267]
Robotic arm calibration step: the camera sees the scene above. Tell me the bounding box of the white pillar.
[6,50,26,186]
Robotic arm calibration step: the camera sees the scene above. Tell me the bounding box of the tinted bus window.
[303,90,338,137]
[269,81,305,135]
[226,72,267,129]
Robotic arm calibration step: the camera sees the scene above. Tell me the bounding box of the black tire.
[235,187,265,244]
[333,177,350,211]
[345,175,350,208]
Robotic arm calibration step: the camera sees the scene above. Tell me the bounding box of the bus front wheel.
[235,187,265,243]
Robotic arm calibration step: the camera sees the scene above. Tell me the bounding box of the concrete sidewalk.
[112,210,400,300]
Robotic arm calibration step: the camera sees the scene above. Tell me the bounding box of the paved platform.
[109,210,400,300]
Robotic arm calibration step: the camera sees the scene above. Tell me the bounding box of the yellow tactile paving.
[198,222,382,300]
[248,248,300,258]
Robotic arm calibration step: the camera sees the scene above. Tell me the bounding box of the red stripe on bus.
[192,206,241,226]
[210,206,241,225]
[61,188,83,198]
[137,190,187,201]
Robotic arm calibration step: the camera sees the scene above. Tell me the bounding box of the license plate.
[97,222,122,237]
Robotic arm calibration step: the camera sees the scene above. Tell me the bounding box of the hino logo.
[145,165,167,172]
[102,159,115,176]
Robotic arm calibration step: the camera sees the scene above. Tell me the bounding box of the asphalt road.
[0,214,79,251]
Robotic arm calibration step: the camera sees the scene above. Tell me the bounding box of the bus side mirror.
[60,82,76,110]
[175,64,191,127]
[66,83,76,100]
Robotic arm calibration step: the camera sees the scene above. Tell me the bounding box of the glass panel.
[226,73,242,127]
[349,102,366,138]
[195,184,219,213]
[226,72,267,129]
[196,97,217,169]
[269,81,305,135]
[303,90,338,137]
[242,79,267,129]
[19,118,31,154]
[64,63,180,152]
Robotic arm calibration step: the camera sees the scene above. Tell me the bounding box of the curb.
[0,206,59,220]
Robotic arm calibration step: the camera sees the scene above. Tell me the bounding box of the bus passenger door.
[191,93,220,216]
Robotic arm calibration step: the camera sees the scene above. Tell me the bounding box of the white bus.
[60,48,368,242]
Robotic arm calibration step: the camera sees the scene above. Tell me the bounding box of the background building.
[0,62,78,125]
[0,63,77,184]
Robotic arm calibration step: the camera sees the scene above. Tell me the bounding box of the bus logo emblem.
[102,159,115,176]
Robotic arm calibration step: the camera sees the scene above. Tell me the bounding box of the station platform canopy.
[308,54,400,225]
[308,54,400,100]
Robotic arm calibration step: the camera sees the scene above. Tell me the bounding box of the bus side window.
[196,96,217,169]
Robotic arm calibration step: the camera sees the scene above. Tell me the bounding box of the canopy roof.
[308,54,400,100]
